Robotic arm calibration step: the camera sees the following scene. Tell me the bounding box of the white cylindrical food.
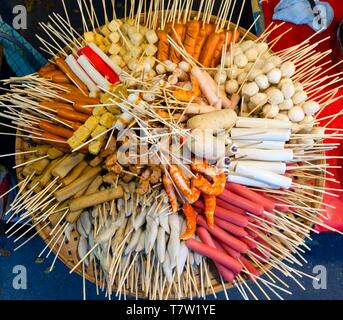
[228,174,278,189]
[230,160,286,174]
[77,55,109,90]
[236,117,292,129]
[234,148,294,162]
[235,163,292,189]
[65,55,98,93]
[233,140,285,150]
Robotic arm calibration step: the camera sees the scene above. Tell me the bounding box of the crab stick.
[235,148,294,162]
[77,55,109,90]
[235,163,293,189]
[65,55,98,93]
[186,238,242,274]
[197,215,249,254]
[226,183,276,212]
[230,160,286,175]
[197,227,236,281]
[195,200,249,227]
[233,140,285,150]
[236,117,293,129]
[230,128,291,141]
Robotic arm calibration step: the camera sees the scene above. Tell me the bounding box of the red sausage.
[218,189,265,216]
[186,238,242,274]
[197,227,235,281]
[213,238,241,259]
[216,198,246,215]
[195,200,249,227]
[214,216,248,238]
[239,256,260,278]
[197,215,249,254]
[240,237,257,250]
[226,183,275,212]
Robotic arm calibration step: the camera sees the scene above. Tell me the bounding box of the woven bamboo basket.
[14,11,325,298]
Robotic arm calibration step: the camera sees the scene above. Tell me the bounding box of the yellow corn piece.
[89,140,103,155]
[84,116,99,132]
[74,126,91,142]
[99,112,116,128]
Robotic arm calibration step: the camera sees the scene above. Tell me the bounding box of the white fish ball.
[281,81,295,99]
[255,74,269,90]
[294,82,304,92]
[164,60,177,72]
[242,82,259,97]
[261,51,271,59]
[244,63,254,72]
[226,66,240,79]
[267,88,284,105]
[240,40,255,52]
[279,98,293,110]
[280,61,295,78]
[248,68,263,81]
[275,113,289,121]
[179,61,191,72]
[256,42,269,54]
[292,91,308,105]
[262,61,275,74]
[299,115,315,133]
[288,106,305,122]
[250,92,268,106]
[237,71,248,84]
[131,46,143,58]
[245,48,259,62]
[267,55,282,67]
[145,30,159,44]
[215,71,227,85]
[225,79,239,94]
[233,47,243,56]
[127,93,140,104]
[156,63,166,74]
[267,68,282,84]
[263,104,279,118]
[278,77,293,89]
[302,100,320,116]
[234,54,248,68]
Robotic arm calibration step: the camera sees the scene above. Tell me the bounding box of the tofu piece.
[84,32,95,43]
[109,32,120,44]
[95,34,105,45]
[91,125,107,140]
[84,116,99,132]
[89,140,103,155]
[74,126,91,142]
[100,112,116,128]
[101,25,111,37]
[109,43,121,55]
[105,104,121,115]
[92,106,107,117]
[67,135,82,149]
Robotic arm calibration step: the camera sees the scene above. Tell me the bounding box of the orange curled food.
[162,173,178,213]
[180,203,197,240]
[173,76,200,102]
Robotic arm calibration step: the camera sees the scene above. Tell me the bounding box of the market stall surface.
[1,232,342,300]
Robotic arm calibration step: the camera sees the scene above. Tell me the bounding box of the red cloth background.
[262,0,343,231]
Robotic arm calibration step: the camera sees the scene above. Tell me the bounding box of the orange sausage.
[55,117,82,131]
[157,29,170,61]
[43,70,64,79]
[211,31,231,67]
[51,74,72,84]
[169,23,186,63]
[73,102,93,115]
[58,83,87,95]
[56,93,100,105]
[39,101,75,113]
[55,58,89,93]
[38,64,57,77]
[184,20,201,57]
[39,120,74,139]
[199,32,222,67]
[193,23,215,61]
[57,109,90,123]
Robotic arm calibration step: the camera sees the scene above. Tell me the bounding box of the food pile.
[1,0,342,300]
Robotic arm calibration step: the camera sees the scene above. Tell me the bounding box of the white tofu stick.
[233,140,285,150]
[230,160,286,174]
[236,117,292,129]
[230,128,291,141]
[228,174,279,189]
[235,148,293,162]
[235,162,292,189]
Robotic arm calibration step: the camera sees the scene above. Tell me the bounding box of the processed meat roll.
[236,117,292,129]
[230,128,291,141]
[230,160,286,174]
[234,148,294,162]
[232,140,285,150]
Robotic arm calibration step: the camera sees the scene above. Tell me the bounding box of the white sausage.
[230,160,287,174]
[233,140,285,150]
[228,174,280,189]
[230,128,291,141]
[235,162,292,189]
[234,148,294,161]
